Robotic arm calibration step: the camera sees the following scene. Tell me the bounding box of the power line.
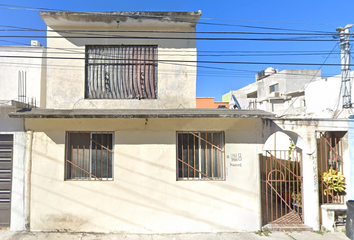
[0,57,340,78]
[197,22,331,33]
[0,48,339,58]
[200,17,334,26]
[0,34,339,41]
[0,54,345,67]
[279,42,339,116]
[0,3,336,33]
[0,25,337,35]
[0,3,66,12]
[0,3,337,27]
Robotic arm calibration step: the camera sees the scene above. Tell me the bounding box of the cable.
[197,22,332,33]
[0,34,339,41]
[0,3,338,27]
[0,46,337,53]
[0,54,347,67]
[199,17,334,26]
[0,25,338,35]
[0,48,340,58]
[0,5,337,34]
[0,39,29,45]
[279,43,339,117]
[0,3,67,11]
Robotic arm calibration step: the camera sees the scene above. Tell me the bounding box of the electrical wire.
[199,17,334,26]
[0,3,338,27]
[0,48,340,58]
[0,3,66,11]
[0,3,339,33]
[0,25,338,35]
[279,43,339,117]
[0,34,339,41]
[0,53,346,67]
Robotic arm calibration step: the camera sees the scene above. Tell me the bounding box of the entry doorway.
[260,149,303,225]
[260,132,304,227]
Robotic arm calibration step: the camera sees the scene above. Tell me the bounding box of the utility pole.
[336,24,353,108]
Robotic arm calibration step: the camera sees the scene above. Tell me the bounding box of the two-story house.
[9,10,352,234]
[7,11,283,233]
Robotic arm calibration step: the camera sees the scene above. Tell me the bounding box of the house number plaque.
[229,153,242,167]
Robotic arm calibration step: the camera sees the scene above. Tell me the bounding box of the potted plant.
[322,169,346,196]
[291,191,302,216]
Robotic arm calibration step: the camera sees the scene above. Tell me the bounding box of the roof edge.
[8,108,275,119]
[39,10,202,28]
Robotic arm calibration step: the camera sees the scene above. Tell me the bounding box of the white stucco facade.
[25,118,265,233]
[41,12,199,110]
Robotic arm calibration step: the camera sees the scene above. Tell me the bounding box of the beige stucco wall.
[26,118,264,233]
[45,26,197,109]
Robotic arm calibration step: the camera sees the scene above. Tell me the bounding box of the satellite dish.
[345,24,353,29]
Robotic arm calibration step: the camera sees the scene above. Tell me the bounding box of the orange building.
[196,97,229,108]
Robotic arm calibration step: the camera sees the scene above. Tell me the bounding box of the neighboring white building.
[0,41,46,230]
[305,72,354,118]
[223,67,321,115]
[223,67,354,119]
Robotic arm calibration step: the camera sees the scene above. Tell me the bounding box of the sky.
[0,0,354,101]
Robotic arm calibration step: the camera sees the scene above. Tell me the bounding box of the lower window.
[177,131,225,180]
[65,132,113,181]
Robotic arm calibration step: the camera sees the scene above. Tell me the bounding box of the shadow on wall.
[29,131,258,232]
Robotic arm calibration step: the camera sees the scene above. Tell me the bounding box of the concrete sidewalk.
[0,230,350,240]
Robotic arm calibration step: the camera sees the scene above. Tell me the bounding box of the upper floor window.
[85,45,157,99]
[269,83,279,93]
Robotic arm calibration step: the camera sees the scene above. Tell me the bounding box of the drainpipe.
[24,130,33,230]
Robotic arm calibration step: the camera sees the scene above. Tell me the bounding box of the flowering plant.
[322,169,346,195]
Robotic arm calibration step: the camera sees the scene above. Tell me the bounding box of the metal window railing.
[317,131,346,204]
[176,131,225,181]
[85,45,157,99]
[65,132,113,181]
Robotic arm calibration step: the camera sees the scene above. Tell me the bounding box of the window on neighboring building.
[247,91,258,98]
[269,83,279,93]
[177,131,225,180]
[85,45,157,99]
[65,132,113,181]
